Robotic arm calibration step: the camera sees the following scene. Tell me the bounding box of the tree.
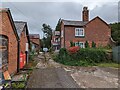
[110,22,120,46]
[55,18,61,31]
[42,23,52,49]
[92,41,96,48]
[85,41,89,48]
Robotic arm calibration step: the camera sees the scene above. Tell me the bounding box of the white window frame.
[75,42,85,48]
[61,30,63,38]
[75,28,84,36]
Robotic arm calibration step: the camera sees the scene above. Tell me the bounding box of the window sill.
[75,36,85,38]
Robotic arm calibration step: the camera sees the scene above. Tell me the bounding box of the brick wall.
[0,12,18,75]
[62,17,111,49]
[20,28,28,54]
[30,38,40,52]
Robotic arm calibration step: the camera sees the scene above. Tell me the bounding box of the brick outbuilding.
[14,21,30,64]
[29,34,40,53]
[0,8,19,76]
[60,7,112,49]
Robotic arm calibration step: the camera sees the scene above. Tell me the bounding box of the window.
[75,28,84,36]
[61,31,63,37]
[75,42,85,48]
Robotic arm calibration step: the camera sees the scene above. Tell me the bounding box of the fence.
[112,46,120,63]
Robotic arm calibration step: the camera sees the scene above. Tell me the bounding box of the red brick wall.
[30,38,40,46]
[20,29,28,54]
[62,17,111,49]
[0,12,18,75]
[30,38,40,51]
[85,17,111,47]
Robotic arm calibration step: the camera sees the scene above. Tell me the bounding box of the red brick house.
[0,8,19,76]
[60,7,111,49]
[51,31,60,51]
[29,34,40,53]
[14,21,30,64]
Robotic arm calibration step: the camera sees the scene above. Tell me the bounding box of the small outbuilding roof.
[14,21,26,37]
[29,34,40,39]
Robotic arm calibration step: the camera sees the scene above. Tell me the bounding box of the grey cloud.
[2,2,118,38]
[90,2,118,23]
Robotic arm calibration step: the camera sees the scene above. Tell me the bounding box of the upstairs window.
[75,28,84,36]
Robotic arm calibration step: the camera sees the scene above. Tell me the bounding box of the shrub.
[59,48,67,55]
[92,41,96,48]
[68,46,80,54]
[53,48,108,66]
[77,48,107,63]
[85,41,90,48]
[70,41,75,47]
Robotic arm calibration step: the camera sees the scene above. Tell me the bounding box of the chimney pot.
[82,7,89,22]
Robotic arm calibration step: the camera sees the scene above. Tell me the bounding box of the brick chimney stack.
[82,7,89,22]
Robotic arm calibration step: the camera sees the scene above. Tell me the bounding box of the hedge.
[54,48,108,66]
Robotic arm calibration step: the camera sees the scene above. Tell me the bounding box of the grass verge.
[96,63,120,68]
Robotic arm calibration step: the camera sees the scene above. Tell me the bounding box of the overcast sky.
[1,0,119,38]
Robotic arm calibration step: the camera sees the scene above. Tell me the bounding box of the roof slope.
[62,16,109,28]
[62,19,88,26]
[14,21,26,37]
[29,34,40,39]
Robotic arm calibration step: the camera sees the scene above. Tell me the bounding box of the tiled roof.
[0,8,9,12]
[29,34,40,39]
[62,19,88,26]
[14,21,26,37]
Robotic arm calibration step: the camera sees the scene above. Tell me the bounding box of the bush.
[11,82,25,88]
[92,41,96,48]
[53,48,108,66]
[77,48,107,63]
[68,46,80,54]
[70,41,75,47]
[59,48,67,55]
[85,41,90,48]
[29,50,35,61]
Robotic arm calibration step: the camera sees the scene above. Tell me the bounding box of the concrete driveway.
[27,53,79,88]
[27,53,119,88]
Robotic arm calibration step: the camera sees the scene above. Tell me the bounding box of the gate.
[112,46,120,63]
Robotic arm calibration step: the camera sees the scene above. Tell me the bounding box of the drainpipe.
[17,40,20,73]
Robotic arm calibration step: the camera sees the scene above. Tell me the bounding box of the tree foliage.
[55,18,61,31]
[110,22,120,46]
[42,23,52,48]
